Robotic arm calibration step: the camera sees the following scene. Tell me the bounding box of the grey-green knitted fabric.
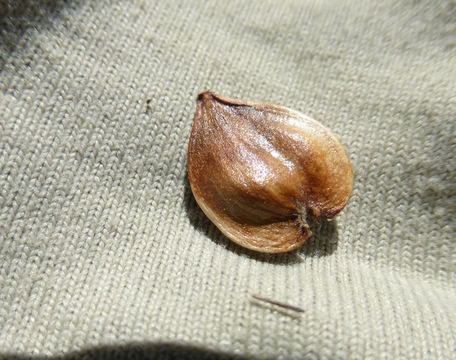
[1,0,455,359]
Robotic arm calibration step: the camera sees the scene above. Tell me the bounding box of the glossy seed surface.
[188,91,353,253]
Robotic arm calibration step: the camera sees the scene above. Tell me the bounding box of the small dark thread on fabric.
[251,294,305,313]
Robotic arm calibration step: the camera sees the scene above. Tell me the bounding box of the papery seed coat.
[188,91,353,253]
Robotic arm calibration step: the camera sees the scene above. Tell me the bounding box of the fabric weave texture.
[1,0,455,359]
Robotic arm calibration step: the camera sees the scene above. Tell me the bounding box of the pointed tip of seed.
[197,90,215,103]
[197,90,250,108]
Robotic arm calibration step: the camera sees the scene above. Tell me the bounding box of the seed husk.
[187,91,353,253]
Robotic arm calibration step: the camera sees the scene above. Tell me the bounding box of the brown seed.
[187,91,353,253]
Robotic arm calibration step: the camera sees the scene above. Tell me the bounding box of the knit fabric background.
[1,0,455,359]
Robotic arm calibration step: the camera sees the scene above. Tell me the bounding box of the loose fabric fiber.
[1,0,455,359]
